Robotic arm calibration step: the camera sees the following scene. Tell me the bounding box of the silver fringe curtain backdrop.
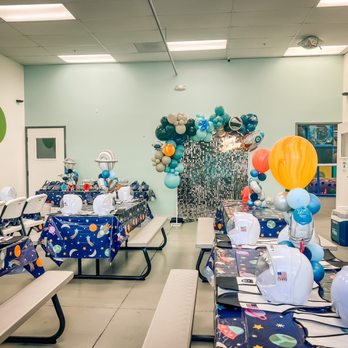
[178,136,248,220]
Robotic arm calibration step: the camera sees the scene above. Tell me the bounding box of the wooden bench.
[142,269,213,348]
[76,216,168,281]
[0,270,73,345]
[195,217,215,282]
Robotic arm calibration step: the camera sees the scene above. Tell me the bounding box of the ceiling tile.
[45,45,107,55]
[0,35,37,47]
[305,7,348,24]
[0,22,23,36]
[0,46,50,56]
[166,27,229,41]
[65,0,151,20]
[231,9,310,26]
[114,52,169,62]
[27,34,98,46]
[10,20,89,36]
[81,16,157,33]
[227,47,286,58]
[172,50,226,60]
[154,0,233,15]
[229,25,299,38]
[233,0,318,12]
[93,30,161,45]
[159,13,232,29]
[104,43,138,54]
[227,37,291,49]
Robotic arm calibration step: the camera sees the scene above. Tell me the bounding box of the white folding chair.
[0,201,5,217]
[0,197,27,236]
[22,194,47,241]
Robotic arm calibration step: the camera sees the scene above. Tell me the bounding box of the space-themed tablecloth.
[214,200,287,238]
[0,236,45,278]
[207,234,344,348]
[36,189,102,207]
[39,200,147,265]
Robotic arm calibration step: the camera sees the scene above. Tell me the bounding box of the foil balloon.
[269,136,318,190]
[273,192,290,212]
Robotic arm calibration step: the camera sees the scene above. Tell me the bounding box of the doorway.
[26,126,66,196]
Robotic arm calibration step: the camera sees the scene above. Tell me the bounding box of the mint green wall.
[25,57,343,216]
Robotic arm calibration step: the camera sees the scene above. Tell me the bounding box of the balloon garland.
[152,106,264,189]
[269,135,324,282]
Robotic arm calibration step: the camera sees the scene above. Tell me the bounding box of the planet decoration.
[0,107,6,143]
[153,106,264,189]
[269,334,298,348]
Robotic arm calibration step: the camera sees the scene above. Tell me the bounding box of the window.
[36,137,56,159]
[296,123,338,196]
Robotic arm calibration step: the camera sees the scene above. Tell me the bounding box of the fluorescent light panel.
[0,4,75,22]
[284,45,348,56]
[167,40,227,52]
[58,54,116,63]
[317,0,348,7]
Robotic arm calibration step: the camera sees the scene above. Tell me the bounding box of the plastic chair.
[0,197,27,236]
[22,194,47,240]
[0,201,5,217]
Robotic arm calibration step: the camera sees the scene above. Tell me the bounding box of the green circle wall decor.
[0,107,6,143]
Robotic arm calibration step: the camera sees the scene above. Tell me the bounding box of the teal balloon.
[208,122,214,132]
[176,145,184,152]
[311,261,325,283]
[166,140,177,147]
[164,166,170,173]
[307,243,324,262]
[164,173,180,189]
[222,113,230,124]
[169,159,178,168]
[109,170,117,179]
[196,129,207,140]
[215,106,224,116]
[307,193,321,215]
[173,150,183,160]
[204,133,212,142]
[191,135,200,142]
[278,240,294,247]
[176,163,184,173]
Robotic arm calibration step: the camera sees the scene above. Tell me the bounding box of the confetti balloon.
[269,136,318,190]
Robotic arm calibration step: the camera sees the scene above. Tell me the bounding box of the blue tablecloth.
[214,199,287,238]
[39,200,147,265]
[36,189,102,207]
[0,237,45,278]
[206,234,344,348]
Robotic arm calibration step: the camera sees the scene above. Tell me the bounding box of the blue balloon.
[311,261,325,283]
[164,173,180,189]
[101,170,110,179]
[307,193,321,215]
[303,247,312,260]
[109,170,117,179]
[98,173,103,179]
[258,173,267,181]
[293,207,313,225]
[250,169,259,177]
[247,200,254,207]
[287,188,310,209]
[307,243,324,262]
[250,193,259,202]
[278,240,295,247]
[65,169,69,175]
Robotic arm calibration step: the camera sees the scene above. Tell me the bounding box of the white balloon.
[93,194,114,215]
[61,195,83,215]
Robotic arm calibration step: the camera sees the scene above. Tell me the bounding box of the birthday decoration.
[61,158,79,191]
[152,106,264,189]
[95,150,119,193]
[270,135,323,281]
[0,107,6,143]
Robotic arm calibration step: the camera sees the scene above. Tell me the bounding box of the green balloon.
[42,138,55,148]
[0,107,6,143]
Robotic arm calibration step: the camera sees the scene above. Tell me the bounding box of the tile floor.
[0,203,347,348]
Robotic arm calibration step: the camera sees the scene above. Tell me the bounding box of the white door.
[26,127,66,196]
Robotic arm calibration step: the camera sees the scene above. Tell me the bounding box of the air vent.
[134,42,166,53]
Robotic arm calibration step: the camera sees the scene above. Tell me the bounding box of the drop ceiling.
[0,0,347,65]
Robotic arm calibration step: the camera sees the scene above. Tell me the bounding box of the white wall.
[0,54,25,196]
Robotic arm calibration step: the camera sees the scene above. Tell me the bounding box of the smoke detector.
[298,36,323,49]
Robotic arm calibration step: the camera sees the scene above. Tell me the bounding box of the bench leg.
[74,248,152,281]
[191,334,214,342]
[5,294,65,344]
[146,227,168,251]
[196,249,210,283]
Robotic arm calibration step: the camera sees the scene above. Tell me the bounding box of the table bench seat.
[0,270,73,344]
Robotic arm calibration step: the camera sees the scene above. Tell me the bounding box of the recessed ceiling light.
[58,54,116,63]
[317,0,348,7]
[284,45,348,56]
[167,40,227,52]
[0,4,75,22]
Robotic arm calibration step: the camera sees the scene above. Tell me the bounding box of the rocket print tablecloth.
[0,236,45,278]
[39,200,147,265]
[214,200,287,238]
